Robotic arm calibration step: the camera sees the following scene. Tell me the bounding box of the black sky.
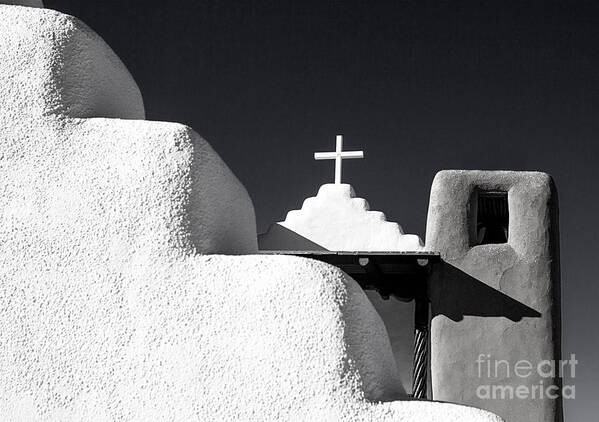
[45,0,599,418]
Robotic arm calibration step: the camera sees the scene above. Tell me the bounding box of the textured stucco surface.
[0,4,504,421]
[0,5,257,255]
[0,250,504,421]
[0,5,143,120]
[259,183,423,393]
[426,170,562,422]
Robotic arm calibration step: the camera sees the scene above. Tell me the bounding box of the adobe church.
[260,137,562,421]
[0,2,561,421]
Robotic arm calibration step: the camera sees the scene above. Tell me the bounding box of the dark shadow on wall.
[258,224,327,251]
[429,262,541,322]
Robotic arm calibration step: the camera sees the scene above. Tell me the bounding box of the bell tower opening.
[470,190,509,245]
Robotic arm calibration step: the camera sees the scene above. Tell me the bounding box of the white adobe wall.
[0,3,257,255]
[262,183,423,251]
[0,253,501,422]
[0,3,142,120]
[259,183,424,393]
[0,3,502,421]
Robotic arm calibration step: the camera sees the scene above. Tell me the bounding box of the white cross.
[314,135,364,184]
